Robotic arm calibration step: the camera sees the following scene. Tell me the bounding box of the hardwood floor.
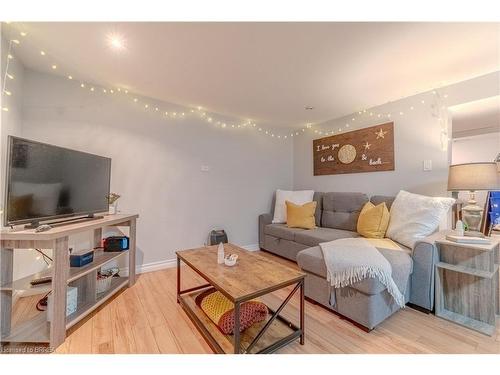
[6,251,500,354]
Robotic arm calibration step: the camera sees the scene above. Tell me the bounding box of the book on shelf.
[445,234,491,244]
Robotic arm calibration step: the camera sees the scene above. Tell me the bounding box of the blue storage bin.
[490,197,500,211]
[490,211,500,225]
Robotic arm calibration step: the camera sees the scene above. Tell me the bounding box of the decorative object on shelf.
[106,192,121,215]
[103,236,130,252]
[217,242,225,265]
[444,234,491,244]
[447,162,500,236]
[97,267,120,295]
[455,219,464,237]
[47,286,78,321]
[195,287,268,335]
[313,122,394,176]
[224,253,239,267]
[69,249,95,267]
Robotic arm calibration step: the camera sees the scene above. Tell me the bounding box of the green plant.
[106,192,121,205]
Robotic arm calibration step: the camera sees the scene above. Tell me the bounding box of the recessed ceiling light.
[305,106,314,110]
[107,33,126,51]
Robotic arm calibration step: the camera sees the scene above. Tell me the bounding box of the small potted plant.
[106,192,121,215]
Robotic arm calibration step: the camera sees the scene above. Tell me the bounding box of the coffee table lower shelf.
[178,289,300,354]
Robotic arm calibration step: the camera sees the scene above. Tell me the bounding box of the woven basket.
[96,268,119,295]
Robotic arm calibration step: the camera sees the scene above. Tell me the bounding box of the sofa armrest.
[259,213,273,249]
[410,232,443,311]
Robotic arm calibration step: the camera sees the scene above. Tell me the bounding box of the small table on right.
[435,234,500,336]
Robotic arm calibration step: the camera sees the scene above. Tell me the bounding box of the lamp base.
[462,191,483,233]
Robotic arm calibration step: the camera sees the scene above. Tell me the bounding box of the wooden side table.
[435,234,499,336]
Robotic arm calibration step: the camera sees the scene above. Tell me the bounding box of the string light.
[0,27,304,141]
[1,26,451,142]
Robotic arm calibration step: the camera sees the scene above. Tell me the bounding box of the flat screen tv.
[4,136,111,226]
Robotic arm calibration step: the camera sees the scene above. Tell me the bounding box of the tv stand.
[24,214,105,230]
[1,214,138,350]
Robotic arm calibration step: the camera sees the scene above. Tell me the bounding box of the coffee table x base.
[176,245,305,354]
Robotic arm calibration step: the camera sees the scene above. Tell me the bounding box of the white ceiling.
[6,22,500,128]
[450,96,500,137]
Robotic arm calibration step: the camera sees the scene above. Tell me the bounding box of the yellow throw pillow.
[357,202,390,238]
[286,200,317,229]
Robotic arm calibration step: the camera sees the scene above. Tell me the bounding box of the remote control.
[30,276,52,286]
[35,224,52,232]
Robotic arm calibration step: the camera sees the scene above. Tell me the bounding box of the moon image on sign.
[338,144,357,164]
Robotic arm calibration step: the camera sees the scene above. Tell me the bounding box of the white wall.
[1,33,53,282]
[451,132,500,208]
[293,72,500,200]
[20,69,293,268]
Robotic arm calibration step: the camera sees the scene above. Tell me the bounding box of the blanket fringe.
[327,266,405,308]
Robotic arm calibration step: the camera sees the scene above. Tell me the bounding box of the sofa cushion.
[321,192,368,231]
[263,224,305,241]
[386,190,455,248]
[272,189,314,224]
[286,200,317,229]
[294,227,359,247]
[370,195,395,210]
[356,202,390,238]
[297,245,412,295]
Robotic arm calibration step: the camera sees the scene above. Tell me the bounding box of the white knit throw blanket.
[319,238,405,308]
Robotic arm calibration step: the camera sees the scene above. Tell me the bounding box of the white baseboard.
[121,243,260,276]
[121,258,177,276]
[240,243,260,251]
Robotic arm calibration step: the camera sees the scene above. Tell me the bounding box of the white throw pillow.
[386,190,455,248]
[272,189,315,224]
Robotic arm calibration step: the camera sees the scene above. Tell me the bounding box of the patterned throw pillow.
[195,288,268,335]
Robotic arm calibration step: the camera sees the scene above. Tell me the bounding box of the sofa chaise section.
[296,245,412,330]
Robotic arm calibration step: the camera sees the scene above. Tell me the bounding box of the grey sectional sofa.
[258,192,439,330]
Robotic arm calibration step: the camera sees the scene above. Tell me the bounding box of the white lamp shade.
[448,162,500,191]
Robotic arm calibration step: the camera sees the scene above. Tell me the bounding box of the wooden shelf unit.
[0,250,128,292]
[1,214,138,349]
[435,236,500,336]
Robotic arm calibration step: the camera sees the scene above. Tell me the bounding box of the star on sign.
[375,129,387,139]
[363,141,371,150]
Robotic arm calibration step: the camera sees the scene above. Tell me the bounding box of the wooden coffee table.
[176,243,306,354]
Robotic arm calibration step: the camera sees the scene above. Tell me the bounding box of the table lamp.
[448,162,500,235]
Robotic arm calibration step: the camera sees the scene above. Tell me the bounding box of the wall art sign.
[313,122,395,175]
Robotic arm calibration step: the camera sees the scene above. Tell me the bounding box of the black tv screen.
[4,136,111,226]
